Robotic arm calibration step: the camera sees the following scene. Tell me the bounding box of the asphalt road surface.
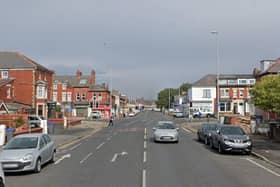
[5,111,280,187]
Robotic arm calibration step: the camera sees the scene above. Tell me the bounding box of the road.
[5,111,280,187]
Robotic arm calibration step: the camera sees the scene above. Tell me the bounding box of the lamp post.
[211,31,220,123]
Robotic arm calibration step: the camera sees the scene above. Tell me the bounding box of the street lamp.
[211,31,220,122]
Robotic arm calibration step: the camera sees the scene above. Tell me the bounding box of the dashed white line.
[144,128,147,135]
[143,151,147,163]
[142,169,146,187]
[96,142,105,150]
[80,153,93,164]
[144,135,147,140]
[69,143,82,151]
[144,141,147,149]
[246,158,280,177]
[55,154,71,165]
[111,153,118,162]
[182,127,191,133]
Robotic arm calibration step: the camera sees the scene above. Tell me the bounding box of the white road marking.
[143,151,147,163]
[96,142,105,150]
[107,137,112,141]
[80,153,93,164]
[182,127,191,133]
[144,141,147,149]
[55,154,71,165]
[69,143,82,151]
[246,158,280,177]
[142,169,146,187]
[144,135,147,140]
[144,128,147,135]
[111,153,118,162]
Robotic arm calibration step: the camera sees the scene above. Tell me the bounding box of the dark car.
[209,125,252,154]
[197,123,220,145]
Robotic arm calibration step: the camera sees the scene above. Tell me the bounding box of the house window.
[44,72,47,81]
[62,92,67,102]
[249,79,255,85]
[67,92,72,102]
[220,102,231,112]
[220,88,229,98]
[233,89,238,98]
[238,79,247,85]
[202,89,211,98]
[76,93,80,101]
[1,70,8,78]
[53,92,57,102]
[98,93,102,101]
[239,89,244,98]
[62,83,67,90]
[37,85,45,99]
[53,83,57,90]
[82,93,86,101]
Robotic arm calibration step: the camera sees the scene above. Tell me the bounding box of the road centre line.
[144,128,147,135]
[80,153,93,164]
[96,142,105,150]
[246,158,280,177]
[144,141,147,149]
[143,151,147,163]
[142,169,147,187]
[144,135,147,140]
[69,143,82,151]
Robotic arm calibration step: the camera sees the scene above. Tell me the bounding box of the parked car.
[128,112,135,117]
[0,133,56,173]
[28,115,46,128]
[197,123,220,145]
[193,109,214,118]
[153,121,179,143]
[91,111,102,119]
[209,125,252,154]
[0,164,5,187]
[173,111,184,118]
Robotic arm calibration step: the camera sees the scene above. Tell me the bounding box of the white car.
[91,111,102,119]
[0,164,5,187]
[128,112,135,117]
[153,121,179,143]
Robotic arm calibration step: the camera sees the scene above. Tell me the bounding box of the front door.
[238,102,245,116]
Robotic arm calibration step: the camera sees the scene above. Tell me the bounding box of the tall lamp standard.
[211,31,220,122]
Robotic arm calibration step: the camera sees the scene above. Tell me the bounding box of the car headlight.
[22,154,33,162]
[246,141,252,146]
[224,139,231,145]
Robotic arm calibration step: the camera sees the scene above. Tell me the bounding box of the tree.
[250,75,280,114]
[156,83,192,109]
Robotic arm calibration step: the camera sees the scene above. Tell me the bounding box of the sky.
[1,0,280,99]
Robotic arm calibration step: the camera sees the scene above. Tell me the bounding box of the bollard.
[64,116,67,129]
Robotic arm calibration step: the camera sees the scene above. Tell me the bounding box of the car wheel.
[204,137,208,145]
[218,143,224,154]
[0,178,4,187]
[34,158,42,173]
[50,151,56,163]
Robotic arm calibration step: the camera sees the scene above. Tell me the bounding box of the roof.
[89,85,109,92]
[192,74,216,87]
[0,78,15,88]
[261,61,280,75]
[54,75,91,88]
[219,74,254,79]
[0,52,54,73]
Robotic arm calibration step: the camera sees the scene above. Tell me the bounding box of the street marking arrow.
[55,154,71,165]
[111,151,128,162]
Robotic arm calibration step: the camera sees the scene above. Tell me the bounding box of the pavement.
[50,120,107,149]
[181,120,280,168]
[5,111,280,187]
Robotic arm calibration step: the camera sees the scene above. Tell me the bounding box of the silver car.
[0,164,5,187]
[153,121,179,143]
[0,133,56,173]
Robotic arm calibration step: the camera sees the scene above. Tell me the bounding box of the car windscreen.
[4,137,38,150]
[220,126,245,135]
[157,123,175,129]
[205,125,217,131]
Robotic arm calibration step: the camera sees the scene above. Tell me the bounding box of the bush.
[14,117,25,128]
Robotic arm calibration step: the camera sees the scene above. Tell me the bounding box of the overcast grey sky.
[1,0,280,99]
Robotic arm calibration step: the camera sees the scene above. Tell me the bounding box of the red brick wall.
[0,114,28,127]
[9,69,34,106]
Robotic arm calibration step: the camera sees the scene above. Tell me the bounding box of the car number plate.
[3,163,18,168]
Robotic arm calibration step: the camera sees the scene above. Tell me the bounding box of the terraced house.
[0,52,54,116]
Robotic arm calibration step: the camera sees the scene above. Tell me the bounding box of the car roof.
[14,133,44,138]
[158,121,174,124]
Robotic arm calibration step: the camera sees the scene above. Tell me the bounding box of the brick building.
[217,74,255,116]
[0,52,54,116]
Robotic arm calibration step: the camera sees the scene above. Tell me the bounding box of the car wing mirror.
[217,130,220,134]
[152,127,156,131]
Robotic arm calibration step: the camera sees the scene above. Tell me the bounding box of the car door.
[43,135,54,161]
[39,136,48,164]
[212,127,220,148]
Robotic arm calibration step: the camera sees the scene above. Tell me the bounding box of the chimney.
[76,70,82,79]
[90,70,95,85]
[260,60,276,72]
